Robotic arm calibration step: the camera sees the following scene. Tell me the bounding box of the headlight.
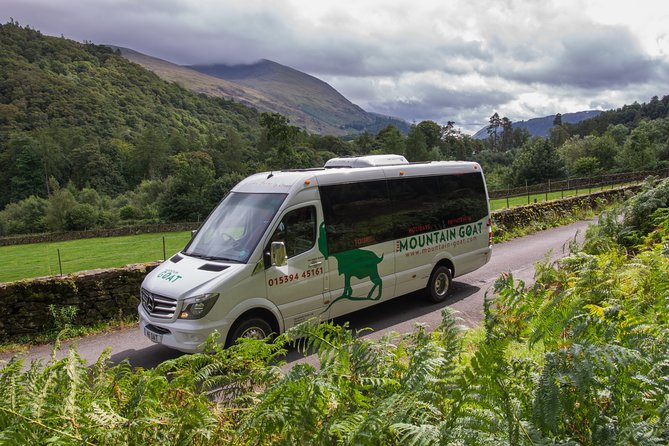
[178,293,219,320]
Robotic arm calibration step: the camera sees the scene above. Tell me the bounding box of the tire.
[226,316,274,347]
[426,265,452,303]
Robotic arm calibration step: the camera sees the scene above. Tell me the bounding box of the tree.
[158,151,216,222]
[1,134,45,206]
[405,125,430,161]
[128,127,169,185]
[552,113,562,127]
[512,127,531,148]
[312,135,353,157]
[487,112,502,151]
[258,112,300,154]
[45,184,78,232]
[415,120,443,149]
[511,138,566,185]
[500,117,513,150]
[616,121,657,171]
[375,125,405,154]
[64,203,99,230]
[572,156,601,177]
[0,195,48,235]
[353,132,377,155]
[549,125,570,147]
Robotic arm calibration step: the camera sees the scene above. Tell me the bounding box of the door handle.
[309,260,323,267]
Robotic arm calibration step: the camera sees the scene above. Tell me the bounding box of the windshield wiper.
[185,252,241,263]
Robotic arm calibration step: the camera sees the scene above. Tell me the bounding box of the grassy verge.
[0,314,138,355]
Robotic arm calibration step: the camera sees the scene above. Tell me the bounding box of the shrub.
[64,203,99,231]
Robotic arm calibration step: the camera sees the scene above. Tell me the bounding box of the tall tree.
[500,117,513,150]
[487,112,502,151]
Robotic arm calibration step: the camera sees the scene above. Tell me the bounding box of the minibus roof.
[232,157,483,194]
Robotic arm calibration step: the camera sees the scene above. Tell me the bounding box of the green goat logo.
[318,222,383,312]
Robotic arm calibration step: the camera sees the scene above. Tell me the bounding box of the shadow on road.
[282,281,481,364]
[110,343,185,369]
[331,281,480,334]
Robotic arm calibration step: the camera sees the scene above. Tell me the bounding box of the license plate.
[144,327,163,344]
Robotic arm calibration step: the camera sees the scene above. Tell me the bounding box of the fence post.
[506,187,510,208]
[57,248,63,276]
[526,180,530,205]
[163,236,166,261]
[546,179,550,202]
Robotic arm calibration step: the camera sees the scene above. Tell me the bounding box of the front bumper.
[138,305,231,353]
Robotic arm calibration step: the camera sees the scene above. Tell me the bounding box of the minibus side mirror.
[270,241,287,267]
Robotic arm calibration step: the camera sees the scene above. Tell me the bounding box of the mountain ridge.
[116,48,408,136]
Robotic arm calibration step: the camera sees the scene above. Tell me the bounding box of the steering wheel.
[219,232,235,243]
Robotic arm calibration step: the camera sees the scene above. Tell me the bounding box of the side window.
[389,172,488,237]
[320,181,394,254]
[267,206,317,260]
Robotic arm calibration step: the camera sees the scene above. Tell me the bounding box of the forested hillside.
[0,22,263,205]
[564,95,669,136]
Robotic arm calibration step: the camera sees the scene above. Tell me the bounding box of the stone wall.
[0,187,636,341]
[491,186,636,237]
[0,263,158,339]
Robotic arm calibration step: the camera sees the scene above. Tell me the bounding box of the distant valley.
[116,47,409,136]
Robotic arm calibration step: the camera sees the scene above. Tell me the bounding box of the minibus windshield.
[183,192,287,263]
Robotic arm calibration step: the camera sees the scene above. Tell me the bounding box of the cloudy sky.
[3,0,669,133]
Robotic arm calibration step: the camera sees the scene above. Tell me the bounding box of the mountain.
[472,110,603,139]
[117,49,408,136]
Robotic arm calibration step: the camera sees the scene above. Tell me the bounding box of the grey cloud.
[498,25,659,89]
[369,86,514,123]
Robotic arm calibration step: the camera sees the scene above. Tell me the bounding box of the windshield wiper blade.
[185,252,241,263]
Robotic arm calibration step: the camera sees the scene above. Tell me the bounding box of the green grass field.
[0,231,192,283]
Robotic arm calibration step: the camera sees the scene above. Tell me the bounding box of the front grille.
[141,288,178,319]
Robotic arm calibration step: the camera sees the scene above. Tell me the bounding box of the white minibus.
[139,155,492,352]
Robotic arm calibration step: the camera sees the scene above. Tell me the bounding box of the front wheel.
[226,316,273,347]
[426,265,452,303]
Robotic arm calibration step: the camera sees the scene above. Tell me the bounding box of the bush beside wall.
[0,187,635,340]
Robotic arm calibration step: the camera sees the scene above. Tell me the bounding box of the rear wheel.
[226,316,273,347]
[426,265,452,303]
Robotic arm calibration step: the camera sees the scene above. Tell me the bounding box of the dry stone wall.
[0,263,158,340]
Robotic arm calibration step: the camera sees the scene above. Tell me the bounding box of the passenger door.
[265,204,328,329]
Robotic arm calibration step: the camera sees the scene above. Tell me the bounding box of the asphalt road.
[1,218,593,369]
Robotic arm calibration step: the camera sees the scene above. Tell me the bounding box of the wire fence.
[488,167,669,208]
